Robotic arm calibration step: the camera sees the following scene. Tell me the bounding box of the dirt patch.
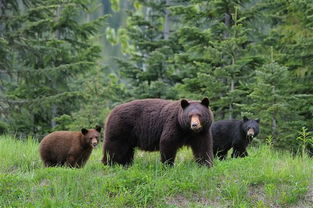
[248,184,280,208]
[291,185,313,208]
[166,194,189,207]
[248,184,266,202]
[248,184,313,208]
[166,193,225,208]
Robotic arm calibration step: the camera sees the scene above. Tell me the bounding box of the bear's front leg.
[216,149,229,160]
[190,133,213,167]
[231,148,248,158]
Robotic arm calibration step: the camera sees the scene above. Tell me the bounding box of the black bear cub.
[212,116,260,160]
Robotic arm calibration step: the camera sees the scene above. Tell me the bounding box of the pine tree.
[261,0,313,131]
[115,0,179,99]
[242,60,302,148]
[171,0,263,119]
[0,0,107,137]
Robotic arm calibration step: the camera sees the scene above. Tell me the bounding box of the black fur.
[212,117,260,160]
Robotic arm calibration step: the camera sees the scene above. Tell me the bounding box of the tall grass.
[0,135,313,207]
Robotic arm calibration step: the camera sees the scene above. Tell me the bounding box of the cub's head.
[180,98,213,133]
[241,116,260,140]
[81,125,102,148]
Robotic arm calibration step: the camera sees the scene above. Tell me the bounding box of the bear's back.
[105,99,179,151]
[212,120,242,145]
[39,131,81,163]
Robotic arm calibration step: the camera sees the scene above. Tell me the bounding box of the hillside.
[0,136,312,208]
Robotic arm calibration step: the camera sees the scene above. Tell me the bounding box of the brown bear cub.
[39,126,101,168]
[102,98,214,167]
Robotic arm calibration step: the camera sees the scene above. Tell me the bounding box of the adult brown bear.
[39,126,101,168]
[102,98,214,167]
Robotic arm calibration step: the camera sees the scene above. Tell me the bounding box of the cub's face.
[242,116,260,140]
[181,98,212,133]
[81,125,102,148]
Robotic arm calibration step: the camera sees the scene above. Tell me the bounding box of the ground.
[0,135,312,208]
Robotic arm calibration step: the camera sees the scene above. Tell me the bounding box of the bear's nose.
[192,123,198,128]
[247,129,255,137]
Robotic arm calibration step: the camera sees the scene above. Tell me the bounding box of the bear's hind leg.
[103,140,135,166]
[44,160,58,167]
[160,141,178,166]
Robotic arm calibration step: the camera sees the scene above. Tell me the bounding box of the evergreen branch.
[0,61,96,74]
[0,91,83,105]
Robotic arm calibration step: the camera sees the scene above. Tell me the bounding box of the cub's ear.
[181,99,189,109]
[256,118,260,123]
[243,116,249,122]
[201,98,210,108]
[81,128,88,135]
[95,125,102,133]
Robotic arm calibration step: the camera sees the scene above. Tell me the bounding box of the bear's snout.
[91,138,98,148]
[190,115,202,132]
[247,128,255,137]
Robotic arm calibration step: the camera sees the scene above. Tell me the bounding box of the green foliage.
[170,1,264,119]
[1,0,313,151]
[262,0,313,135]
[241,62,302,149]
[296,127,313,157]
[0,0,107,137]
[115,0,180,99]
[1,136,313,207]
[54,72,130,131]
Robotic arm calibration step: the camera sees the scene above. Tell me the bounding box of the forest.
[0,0,313,152]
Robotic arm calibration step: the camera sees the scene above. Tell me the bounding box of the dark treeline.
[0,0,312,151]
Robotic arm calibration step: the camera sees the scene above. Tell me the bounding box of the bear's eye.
[90,137,93,140]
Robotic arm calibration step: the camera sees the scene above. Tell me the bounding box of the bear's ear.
[81,128,88,135]
[243,116,249,122]
[256,118,260,123]
[95,125,102,133]
[181,99,189,109]
[201,98,210,108]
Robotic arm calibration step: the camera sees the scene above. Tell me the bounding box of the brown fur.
[102,98,214,167]
[39,126,101,168]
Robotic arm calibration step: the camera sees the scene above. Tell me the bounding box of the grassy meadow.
[0,135,313,208]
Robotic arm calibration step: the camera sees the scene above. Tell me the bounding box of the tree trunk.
[224,12,233,119]
[229,78,234,119]
[272,115,277,137]
[51,6,61,129]
[271,85,277,137]
[163,0,170,40]
[0,0,5,34]
[224,13,231,38]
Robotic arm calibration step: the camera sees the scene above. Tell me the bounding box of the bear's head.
[81,125,102,148]
[180,98,213,133]
[241,116,260,141]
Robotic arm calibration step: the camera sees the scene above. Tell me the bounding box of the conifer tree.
[242,60,302,149]
[262,0,313,131]
[115,0,179,99]
[0,0,106,136]
[172,0,263,119]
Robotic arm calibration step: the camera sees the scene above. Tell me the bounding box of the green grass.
[0,135,313,208]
